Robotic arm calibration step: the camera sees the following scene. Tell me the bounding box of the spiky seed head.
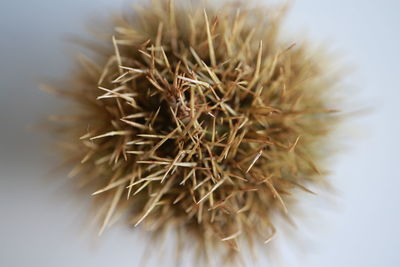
[49,0,340,265]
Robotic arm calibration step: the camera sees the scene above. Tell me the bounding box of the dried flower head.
[48,0,340,265]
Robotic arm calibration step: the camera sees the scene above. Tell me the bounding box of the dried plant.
[47,0,340,265]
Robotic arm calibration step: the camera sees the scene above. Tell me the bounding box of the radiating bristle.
[49,0,340,265]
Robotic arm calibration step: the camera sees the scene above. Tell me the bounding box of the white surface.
[0,0,399,266]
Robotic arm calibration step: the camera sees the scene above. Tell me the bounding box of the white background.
[0,0,399,266]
